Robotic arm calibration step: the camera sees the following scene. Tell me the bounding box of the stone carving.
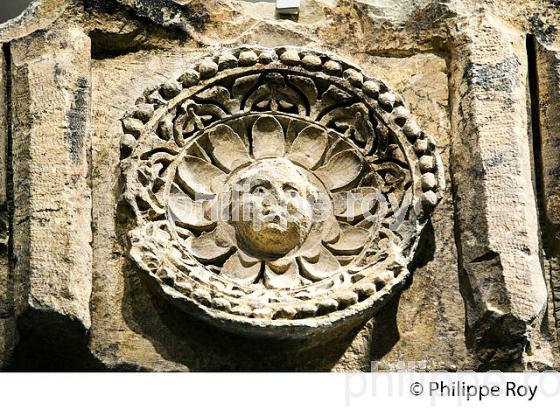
[120,46,444,338]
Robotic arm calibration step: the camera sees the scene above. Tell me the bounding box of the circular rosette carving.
[120,46,444,339]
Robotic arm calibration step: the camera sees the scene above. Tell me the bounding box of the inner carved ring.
[167,113,379,289]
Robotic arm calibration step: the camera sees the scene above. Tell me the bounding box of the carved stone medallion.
[120,46,444,338]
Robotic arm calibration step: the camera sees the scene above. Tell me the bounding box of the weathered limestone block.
[536,48,560,242]
[450,21,551,369]
[535,43,560,341]
[0,0,69,43]
[10,26,92,355]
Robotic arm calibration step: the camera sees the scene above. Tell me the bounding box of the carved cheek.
[287,198,308,222]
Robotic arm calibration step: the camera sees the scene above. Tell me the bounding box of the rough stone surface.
[9,24,93,368]
[535,43,560,348]
[0,40,14,369]
[450,21,552,370]
[0,0,559,370]
[331,53,472,371]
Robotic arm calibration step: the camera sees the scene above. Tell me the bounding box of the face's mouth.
[261,220,288,232]
[258,213,289,231]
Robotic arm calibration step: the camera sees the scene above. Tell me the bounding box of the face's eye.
[251,185,267,196]
[285,188,300,199]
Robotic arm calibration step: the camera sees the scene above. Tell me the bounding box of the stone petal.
[299,247,341,281]
[287,125,328,169]
[168,193,215,230]
[332,187,379,221]
[177,155,226,196]
[252,115,286,159]
[208,124,252,172]
[315,150,363,190]
[321,216,341,244]
[188,229,234,263]
[222,251,261,285]
[325,226,369,255]
[264,258,301,289]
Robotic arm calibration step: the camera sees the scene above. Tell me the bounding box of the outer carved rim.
[120,46,445,338]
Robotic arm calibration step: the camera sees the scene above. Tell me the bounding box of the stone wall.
[0,0,559,371]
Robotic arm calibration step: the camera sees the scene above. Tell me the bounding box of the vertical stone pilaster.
[10,27,92,342]
[535,44,560,344]
[450,22,550,369]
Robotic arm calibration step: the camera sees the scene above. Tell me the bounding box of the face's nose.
[262,196,272,207]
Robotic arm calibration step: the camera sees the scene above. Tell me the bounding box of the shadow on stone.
[6,309,104,371]
[368,221,436,365]
[369,297,401,363]
[409,220,436,271]
[120,261,366,371]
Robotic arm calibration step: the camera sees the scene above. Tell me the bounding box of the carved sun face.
[229,158,321,258]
